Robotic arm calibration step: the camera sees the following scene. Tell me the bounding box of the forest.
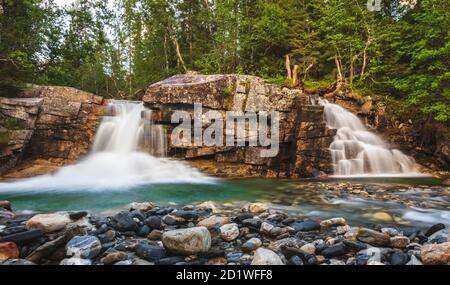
[0,0,448,122]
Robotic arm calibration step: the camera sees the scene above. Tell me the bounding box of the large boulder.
[162,227,211,255]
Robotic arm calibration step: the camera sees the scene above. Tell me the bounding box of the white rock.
[162,227,211,255]
[244,203,268,214]
[129,202,155,211]
[197,215,231,229]
[367,261,385,265]
[406,255,423,266]
[197,201,217,213]
[220,223,240,242]
[66,235,102,259]
[300,243,316,255]
[251,248,283,265]
[381,227,399,236]
[25,213,71,233]
[60,257,92,265]
[260,222,274,235]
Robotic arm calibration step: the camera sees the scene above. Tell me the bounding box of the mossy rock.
[0,131,10,149]
[0,117,25,130]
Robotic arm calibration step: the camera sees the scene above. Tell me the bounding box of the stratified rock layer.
[0,86,104,175]
[143,74,335,177]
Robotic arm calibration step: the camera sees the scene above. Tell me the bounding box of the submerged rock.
[291,220,320,232]
[162,227,211,255]
[320,218,346,228]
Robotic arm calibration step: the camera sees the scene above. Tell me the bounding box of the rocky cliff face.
[0,97,43,174]
[144,74,335,178]
[0,87,104,175]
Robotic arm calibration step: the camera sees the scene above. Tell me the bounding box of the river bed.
[1,176,448,230]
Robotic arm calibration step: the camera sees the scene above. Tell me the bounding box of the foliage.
[0,0,448,121]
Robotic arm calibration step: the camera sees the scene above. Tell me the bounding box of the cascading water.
[0,101,211,191]
[319,99,418,176]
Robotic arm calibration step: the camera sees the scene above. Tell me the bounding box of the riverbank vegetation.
[0,0,448,122]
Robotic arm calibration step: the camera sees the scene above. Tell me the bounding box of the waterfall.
[0,101,211,191]
[319,99,418,176]
[92,102,167,156]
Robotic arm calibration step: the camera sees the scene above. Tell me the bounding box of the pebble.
[288,255,303,265]
[336,225,351,235]
[147,229,163,241]
[66,235,102,259]
[321,243,348,258]
[25,213,71,233]
[135,242,167,261]
[1,258,35,265]
[356,228,390,247]
[420,242,450,265]
[260,222,275,235]
[244,203,268,214]
[0,242,19,262]
[60,257,92,265]
[144,216,162,230]
[425,223,445,237]
[110,211,138,232]
[251,248,283,265]
[162,227,211,255]
[101,251,128,265]
[390,251,409,265]
[197,215,230,229]
[300,243,316,255]
[220,223,240,241]
[291,220,321,232]
[241,238,262,253]
[381,227,399,237]
[320,217,346,228]
[390,236,410,248]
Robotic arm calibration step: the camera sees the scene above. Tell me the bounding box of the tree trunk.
[169,25,187,72]
[285,55,292,80]
[292,65,299,87]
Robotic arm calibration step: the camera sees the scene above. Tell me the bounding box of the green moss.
[304,79,335,91]
[0,131,10,148]
[1,117,25,130]
[223,80,237,110]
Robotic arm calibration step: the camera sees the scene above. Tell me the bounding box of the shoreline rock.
[0,201,448,266]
